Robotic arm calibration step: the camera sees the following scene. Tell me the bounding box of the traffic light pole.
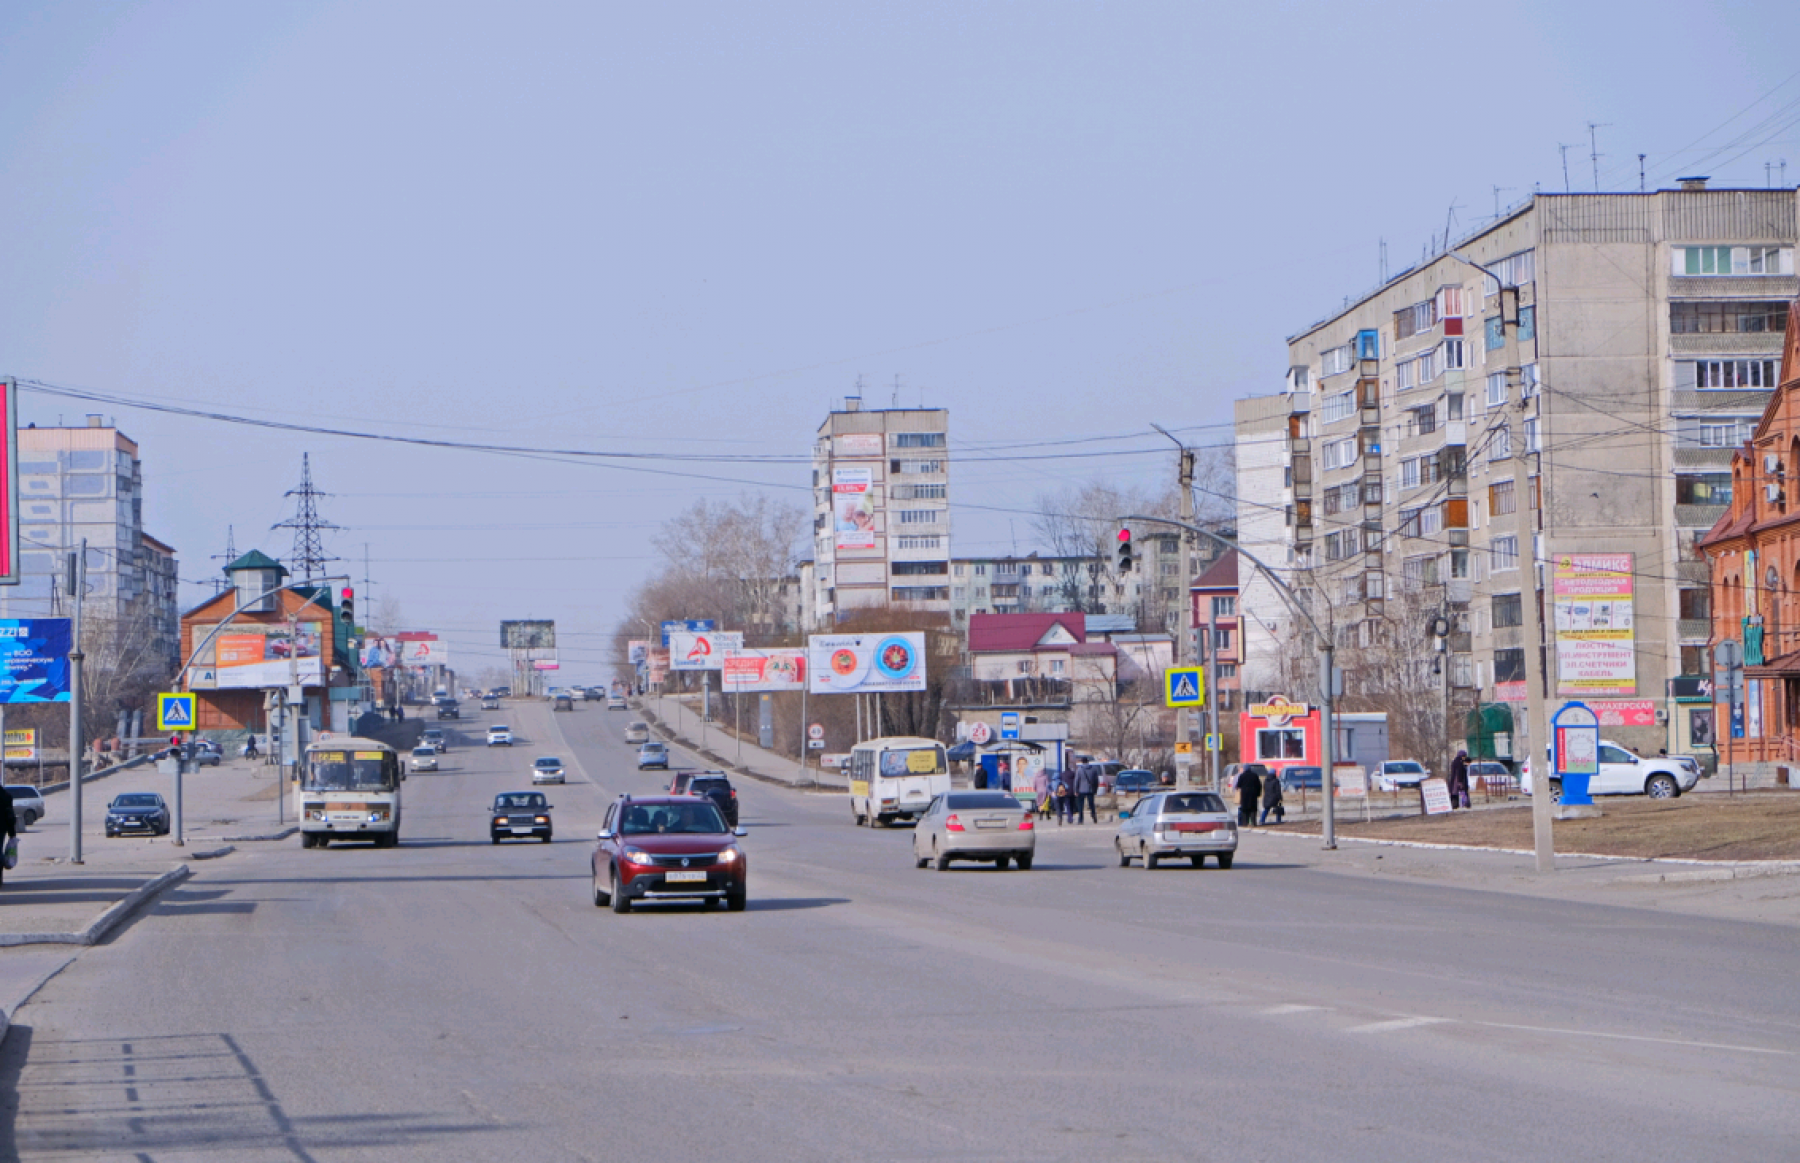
[1125,513,1340,849]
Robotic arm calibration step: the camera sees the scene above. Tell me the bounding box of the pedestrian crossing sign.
[157,692,196,731]
[1164,667,1204,707]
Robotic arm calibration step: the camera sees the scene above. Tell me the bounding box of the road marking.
[1348,1016,1451,1034]
[1467,1019,1795,1057]
[1262,1004,1325,1015]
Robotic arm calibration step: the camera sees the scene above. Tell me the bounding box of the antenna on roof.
[1588,122,1611,191]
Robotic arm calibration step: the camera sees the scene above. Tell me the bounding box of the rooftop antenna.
[271,452,343,580]
[1379,237,1388,284]
[1587,122,1611,191]
[891,374,902,409]
[210,525,239,594]
[1559,143,1575,193]
[1442,198,1463,253]
[1491,185,1515,221]
[1638,153,1647,192]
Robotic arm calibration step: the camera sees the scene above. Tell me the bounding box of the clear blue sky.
[2,1,1795,676]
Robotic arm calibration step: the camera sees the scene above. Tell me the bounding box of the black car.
[1112,770,1159,798]
[106,792,171,837]
[437,703,461,720]
[491,791,553,843]
[688,774,739,828]
[1281,766,1323,791]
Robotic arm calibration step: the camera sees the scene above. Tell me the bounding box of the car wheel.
[1646,774,1679,799]
[540,833,552,843]
[22,810,37,827]
[610,869,631,914]
[994,854,1011,871]
[491,835,500,845]
[1141,844,1157,870]
[725,885,747,912]
[934,841,951,872]
[1218,852,1234,870]
[913,839,929,869]
[1116,838,1129,868]
[1016,851,1033,871]
[1190,855,1206,868]
[592,869,608,907]
[870,813,885,829]
[315,836,329,848]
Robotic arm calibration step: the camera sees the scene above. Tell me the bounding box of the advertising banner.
[1553,553,1636,697]
[395,635,448,667]
[628,640,650,666]
[659,619,715,646]
[359,635,400,670]
[835,433,883,458]
[532,659,560,670]
[1587,699,1657,728]
[501,620,556,650]
[0,618,72,703]
[832,467,876,550]
[670,630,743,671]
[190,623,325,689]
[5,727,37,761]
[721,648,807,691]
[648,648,670,683]
[807,632,927,694]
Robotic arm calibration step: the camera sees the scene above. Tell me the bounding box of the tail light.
[945,814,965,832]
[1018,817,1034,831]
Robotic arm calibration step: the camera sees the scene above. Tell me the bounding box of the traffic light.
[340,587,354,626]
[1116,527,1133,573]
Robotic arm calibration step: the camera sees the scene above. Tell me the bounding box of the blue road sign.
[1164,666,1204,707]
[157,692,196,731]
[999,711,1021,740]
[660,619,717,646]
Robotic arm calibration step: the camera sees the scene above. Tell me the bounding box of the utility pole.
[210,526,238,596]
[67,543,86,864]
[1154,424,1197,791]
[1205,612,1221,790]
[272,453,342,579]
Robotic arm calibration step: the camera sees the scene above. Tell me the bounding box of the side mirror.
[1118,809,1130,819]
[597,831,610,841]
[733,826,748,837]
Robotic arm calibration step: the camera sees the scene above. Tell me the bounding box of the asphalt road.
[1,699,1794,1161]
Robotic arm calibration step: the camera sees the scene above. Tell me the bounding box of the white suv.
[1522,740,1699,800]
[1374,760,1431,792]
[487,725,514,747]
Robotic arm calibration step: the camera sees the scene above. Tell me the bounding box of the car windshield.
[495,793,547,810]
[620,802,726,835]
[114,794,160,808]
[1161,793,1227,814]
[946,793,1021,810]
[533,758,562,768]
[1388,762,1425,773]
[690,779,729,794]
[303,750,397,792]
[642,744,665,753]
[411,747,435,757]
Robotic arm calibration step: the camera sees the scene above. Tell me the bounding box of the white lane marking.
[1262,1004,1325,1015]
[1467,1019,1796,1057]
[1348,1016,1451,1034]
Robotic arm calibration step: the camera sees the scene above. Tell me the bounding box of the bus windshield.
[304,749,398,793]
[878,746,946,777]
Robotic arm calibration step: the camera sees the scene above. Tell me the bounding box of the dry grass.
[1267,792,1800,861]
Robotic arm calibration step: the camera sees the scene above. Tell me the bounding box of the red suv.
[592,795,747,914]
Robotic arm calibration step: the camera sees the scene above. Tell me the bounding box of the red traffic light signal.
[1116,527,1134,572]
[340,587,355,625]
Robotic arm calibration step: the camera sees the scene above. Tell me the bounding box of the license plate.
[665,870,707,883]
[510,827,535,834]
[974,820,1005,830]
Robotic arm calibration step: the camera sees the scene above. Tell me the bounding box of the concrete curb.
[0,950,78,1049]
[189,845,236,861]
[0,864,191,948]
[221,826,297,843]
[1252,825,1800,873]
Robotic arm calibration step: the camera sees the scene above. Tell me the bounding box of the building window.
[1688,359,1781,390]
[974,564,986,576]
[952,563,965,576]
[891,432,946,448]
[897,509,942,525]
[896,536,943,550]
[1492,592,1523,628]
[1674,245,1794,276]
[1450,547,1470,579]
[891,585,948,602]
[1402,554,1439,586]
[1405,406,1436,436]
[1491,425,1512,460]
[891,560,948,576]
[1256,728,1305,760]
[1491,535,1519,572]
[1490,478,1516,516]
[1518,305,1536,342]
[1693,420,1756,448]
[1397,359,1418,391]
[1481,251,1536,294]
[1211,626,1232,650]
[1486,371,1507,408]
[1322,438,1358,470]
[1675,473,1732,505]
[1670,301,1789,335]
[1442,339,1466,370]
[892,459,944,474]
[1493,647,1525,684]
[1395,300,1437,340]
[1321,390,1356,423]
[1438,285,1465,318]
[1321,346,1352,376]
[1049,659,1065,674]
[1211,596,1236,618]
[1485,315,1505,351]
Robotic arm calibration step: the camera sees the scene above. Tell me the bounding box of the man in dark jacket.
[1448,750,1471,810]
[1072,763,1098,824]
[1260,771,1286,825]
[1236,765,1263,827]
[0,786,16,889]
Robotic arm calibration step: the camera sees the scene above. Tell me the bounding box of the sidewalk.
[639,694,849,791]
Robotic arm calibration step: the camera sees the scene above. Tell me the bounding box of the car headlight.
[718,847,739,864]
[623,848,654,864]
[534,816,549,823]
[494,816,509,825]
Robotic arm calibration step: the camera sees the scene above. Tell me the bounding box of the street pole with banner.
[1714,640,1743,795]
[68,542,86,864]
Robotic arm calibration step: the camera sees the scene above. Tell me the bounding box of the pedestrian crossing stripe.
[1164,666,1205,707]
[157,692,196,731]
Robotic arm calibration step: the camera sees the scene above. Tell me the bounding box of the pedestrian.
[1073,762,1098,824]
[1236,764,1263,827]
[1033,764,1052,820]
[244,735,260,760]
[1054,770,1075,824]
[1448,749,1471,810]
[396,704,405,721]
[1260,769,1286,825]
[996,757,1012,793]
[0,781,15,891]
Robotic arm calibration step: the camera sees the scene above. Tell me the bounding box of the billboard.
[833,467,876,550]
[4,727,36,761]
[660,618,716,646]
[0,618,72,703]
[670,630,743,671]
[808,632,927,694]
[628,640,649,665]
[1553,553,1636,696]
[189,622,325,689]
[0,380,16,585]
[648,647,670,683]
[835,433,883,458]
[722,648,808,691]
[533,659,560,670]
[501,620,556,650]
[395,635,448,666]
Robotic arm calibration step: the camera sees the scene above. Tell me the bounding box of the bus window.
[305,749,398,793]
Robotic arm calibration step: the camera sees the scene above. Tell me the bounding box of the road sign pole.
[68,542,86,865]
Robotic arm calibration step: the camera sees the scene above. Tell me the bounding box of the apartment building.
[945,535,1225,636]
[2,418,182,674]
[808,399,950,624]
[1240,181,1798,757]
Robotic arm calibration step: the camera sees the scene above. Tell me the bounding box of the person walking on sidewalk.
[1236,765,1263,827]
[1072,762,1098,824]
[1053,770,1075,825]
[1033,765,1052,821]
[0,784,15,890]
[1448,749,1471,810]
[1260,770,1286,825]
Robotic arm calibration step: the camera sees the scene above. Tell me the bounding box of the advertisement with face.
[807,632,927,694]
[190,623,325,689]
[628,640,649,665]
[833,467,876,550]
[721,648,807,691]
[360,635,400,670]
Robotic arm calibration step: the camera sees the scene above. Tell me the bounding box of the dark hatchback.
[668,770,739,827]
[1281,766,1323,791]
[1112,770,1159,798]
[491,791,553,843]
[591,795,747,914]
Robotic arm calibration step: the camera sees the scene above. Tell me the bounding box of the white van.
[848,736,952,827]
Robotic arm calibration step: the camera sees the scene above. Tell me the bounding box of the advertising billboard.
[1553,553,1636,696]
[835,433,883,458]
[628,640,650,665]
[0,618,72,703]
[832,467,876,550]
[659,619,716,646]
[807,632,927,694]
[189,623,325,689]
[669,630,743,671]
[4,727,36,761]
[0,380,16,585]
[501,620,556,650]
[721,648,808,691]
[648,648,670,683]
[395,634,448,666]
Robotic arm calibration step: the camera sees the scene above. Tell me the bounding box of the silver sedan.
[912,792,1036,871]
[1114,791,1238,869]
